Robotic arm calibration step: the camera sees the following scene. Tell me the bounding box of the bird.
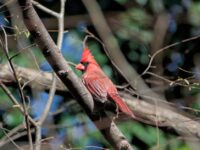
[76,47,135,118]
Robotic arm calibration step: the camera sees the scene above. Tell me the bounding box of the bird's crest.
[80,47,97,64]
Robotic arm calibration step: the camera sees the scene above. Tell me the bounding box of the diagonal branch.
[17,0,133,149]
[32,0,60,17]
[81,0,163,101]
[0,26,34,150]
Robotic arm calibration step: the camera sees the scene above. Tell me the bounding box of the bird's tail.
[109,93,135,118]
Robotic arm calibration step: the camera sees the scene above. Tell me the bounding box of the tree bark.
[16,0,133,149]
[1,64,200,140]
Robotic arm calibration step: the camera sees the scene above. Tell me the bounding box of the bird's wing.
[84,75,110,102]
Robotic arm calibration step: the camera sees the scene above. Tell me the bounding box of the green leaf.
[24,31,30,38]
[128,50,139,62]
[3,109,24,127]
[140,54,149,65]
[189,2,200,26]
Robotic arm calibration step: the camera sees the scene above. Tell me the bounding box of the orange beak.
[75,63,85,71]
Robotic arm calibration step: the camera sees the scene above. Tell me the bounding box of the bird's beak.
[76,63,85,71]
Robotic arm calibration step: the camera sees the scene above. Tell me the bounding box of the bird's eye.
[81,62,89,66]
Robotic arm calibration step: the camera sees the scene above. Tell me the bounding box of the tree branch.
[81,0,163,102]
[17,0,133,149]
[32,0,60,18]
[35,74,56,150]
[0,26,33,150]
[126,97,200,139]
[1,64,200,140]
[0,63,66,91]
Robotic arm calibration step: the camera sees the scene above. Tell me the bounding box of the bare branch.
[2,64,200,140]
[17,0,133,149]
[0,63,66,91]
[0,82,36,126]
[126,96,200,139]
[0,26,34,150]
[0,125,23,150]
[57,0,67,49]
[81,0,162,101]
[140,35,200,77]
[32,0,67,49]
[0,128,36,149]
[35,74,56,150]
[32,0,60,18]
[38,74,56,125]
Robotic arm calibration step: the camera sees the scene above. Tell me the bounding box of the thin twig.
[39,74,57,125]
[146,71,197,89]
[0,26,34,150]
[0,128,35,149]
[32,0,67,50]
[0,82,36,125]
[57,0,67,49]
[0,125,23,150]
[32,1,60,17]
[0,0,14,9]
[9,43,36,60]
[35,74,56,150]
[140,35,200,77]
[67,61,76,67]
[21,48,42,89]
[0,124,24,146]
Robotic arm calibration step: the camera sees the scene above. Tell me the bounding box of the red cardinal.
[76,47,134,118]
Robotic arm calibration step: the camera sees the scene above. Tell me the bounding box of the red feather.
[76,47,134,118]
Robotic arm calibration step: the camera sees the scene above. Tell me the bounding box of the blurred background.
[0,0,200,149]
